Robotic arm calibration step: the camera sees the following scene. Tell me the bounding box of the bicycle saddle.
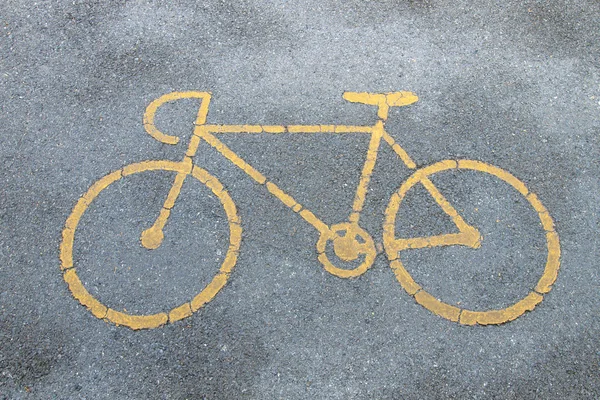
[343,91,418,120]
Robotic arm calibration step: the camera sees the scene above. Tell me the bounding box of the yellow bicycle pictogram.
[60,91,560,329]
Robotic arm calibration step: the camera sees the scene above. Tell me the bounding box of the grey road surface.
[1,0,599,398]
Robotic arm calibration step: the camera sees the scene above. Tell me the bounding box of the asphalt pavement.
[1,0,599,398]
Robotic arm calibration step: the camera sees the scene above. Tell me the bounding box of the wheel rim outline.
[59,160,241,330]
[383,159,560,325]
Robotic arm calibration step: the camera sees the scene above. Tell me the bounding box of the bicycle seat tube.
[344,91,419,224]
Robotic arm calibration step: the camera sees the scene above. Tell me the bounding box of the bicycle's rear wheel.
[60,160,241,329]
[383,159,560,325]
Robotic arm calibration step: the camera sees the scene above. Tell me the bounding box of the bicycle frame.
[140,91,481,277]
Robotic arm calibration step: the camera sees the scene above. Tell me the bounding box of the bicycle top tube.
[200,124,374,134]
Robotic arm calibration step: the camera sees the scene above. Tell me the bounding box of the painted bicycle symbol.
[60,91,560,329]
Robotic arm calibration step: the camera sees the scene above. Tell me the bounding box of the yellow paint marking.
[61,159,241,329]
[396,171,425,199]
[392,145,417,169]
[299,209,329,234]
[315,223,376,278]
[64,198,88,231]
[222,198,240,224]
[62,90,559,328]
[420,176,481,244]
[527,192,554,231]
[288,125,321,133]
[183,91,422,280]
[383,159,560,325]
[60,229,75,269]
[143,91,211,145]
[389,260,421,294]
[207,124,372,134]
[383,159,482,252]
[263,125,286,133]
[381,131,417,169]
[194,92,211,125]
[537,212,555,233]
[349,121,385,223]
[169,303,193,323]
[319,253,366,278]
[342,91,419,120]
[395,159,482,245]
[205,124,265,133]
[418,159,458,174]
[392,231,481,252]
[191,273,229,312]
[191,165,211,184]
[458,160,529,196]
[459,292,543,326]
[141,208,170,249]
[414,291,461,322]
[105,309,168,330]
[535,231,560,293]
[140,162,193,250]
[334,125,373,133]
[420,176,461,216]
[164,173,187,209]
[384,91,420,107]
[220,248,239,274]
[227,223,243,248]
[186,134,201,157]
[200,130,267,184]
[203,173,226,195]
[182,156,193,173]
[241,125,263,133]
[266,181,299,209]
[382,223,398,260]
[61,170,124,270]
[81,169,123,204]
[63,269,108,319]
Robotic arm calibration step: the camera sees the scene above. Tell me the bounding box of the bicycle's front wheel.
[59,160,241,330]
[383,159,560,325]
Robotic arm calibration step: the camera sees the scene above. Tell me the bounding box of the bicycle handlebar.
[143,91,212,145]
